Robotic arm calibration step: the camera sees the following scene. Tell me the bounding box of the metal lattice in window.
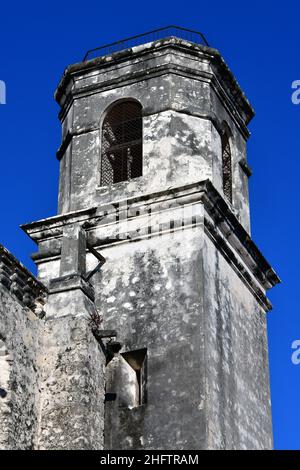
[222,133,232,203]
[101,101,142,186]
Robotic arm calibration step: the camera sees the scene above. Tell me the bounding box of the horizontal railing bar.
[83,26,209,61]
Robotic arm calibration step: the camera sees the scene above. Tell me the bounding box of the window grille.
[101,101,142,186]
[222,133,232,203]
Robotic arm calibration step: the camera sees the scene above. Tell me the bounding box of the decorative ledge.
[21,179,280,306]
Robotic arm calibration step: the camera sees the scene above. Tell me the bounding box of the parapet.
[0,244,47,317]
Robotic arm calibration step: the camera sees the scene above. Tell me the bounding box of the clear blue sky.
[0,0,298,449]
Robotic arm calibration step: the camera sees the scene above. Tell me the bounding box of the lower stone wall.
[36,315,105,450]
[0,286,41,449]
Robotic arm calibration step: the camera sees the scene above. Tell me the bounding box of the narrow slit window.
[105,348,147,409]
[101,101,143,186]
[221,132,232,203]
[121,348,147,407]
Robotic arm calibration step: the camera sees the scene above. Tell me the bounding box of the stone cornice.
[55,65,251,140]
[21,180,280,310]
[55,37,254,132]
[0,244,47,317]
[21,206,97,238]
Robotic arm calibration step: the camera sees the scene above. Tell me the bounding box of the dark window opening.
[221,132,232,203]
[101,101,143,186]
[121,348,147,407]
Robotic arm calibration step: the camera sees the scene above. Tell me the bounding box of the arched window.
[221,130,232,203]
[101,100,143,186]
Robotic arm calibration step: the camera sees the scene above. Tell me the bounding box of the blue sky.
[0,0,298,449]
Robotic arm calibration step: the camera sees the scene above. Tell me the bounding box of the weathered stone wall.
[203,236,273,449]
[0,244,46,450]
[36,315,105,450]
[0,282,105,450]
[0,286,40,449]
[88,196,273,449]
[0,244,105,450]
[96,224,206,450]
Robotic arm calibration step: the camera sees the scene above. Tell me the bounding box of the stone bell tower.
[22,27,279,450]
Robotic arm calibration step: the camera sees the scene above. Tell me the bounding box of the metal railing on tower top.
[83,26,209,62]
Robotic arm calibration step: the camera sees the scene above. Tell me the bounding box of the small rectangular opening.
[121,348,147,406]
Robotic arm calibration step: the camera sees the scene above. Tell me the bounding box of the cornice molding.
[22,180,280,310]
[55,38,254,132]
